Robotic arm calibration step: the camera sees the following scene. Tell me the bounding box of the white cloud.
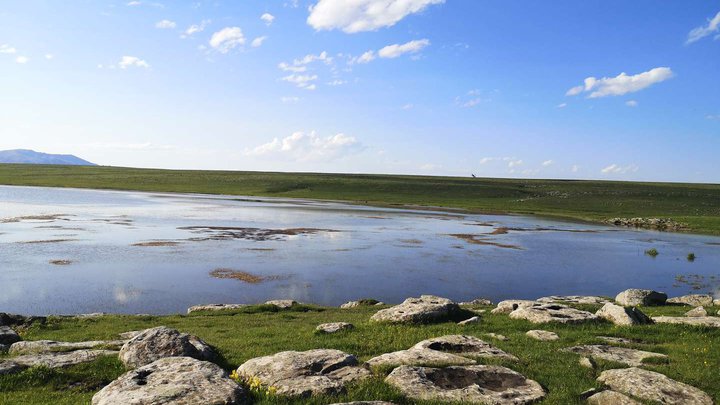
[327,79,347,86]
[155,19,176,29]
[566,67,673,98]
[508,159,523,168]
[0,44,17,54]
[356,50,376,64]
[118,56,149,69]
[278,52,334,89]
[278,62,307,72]
[378,39,430,58]
[461,98,481,108]
[542,160,554,167]
[601,163,639,174]
[282,73,318,89]
[246,131,363,161]
[281,96,300,103]
[15,56,29,64]
[251,36,267,48]
[261,13,275,26]
[687,11,720,44]
[625,100,638,107]
[557,103,567,108]
[45,54,53,60]
[571,165,579,173]
[209,27,245,53]
[706,114,720,120]
[183,20,210,37]
[293,51,332,66]
[402,103,414,110]
[307,0,445,33]
[127,1,141,5]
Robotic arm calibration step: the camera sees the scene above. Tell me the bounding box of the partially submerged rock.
[385,365,545,404]
[0,326,21,345]
[187,304,247,314]
[597,367,712,405]
[536,295,611,305]
[596,303,652,326]
[370,295,460,324]
[667,294,714,307]
[563,345,667,367]
[9,339,125,355]
[119,326,215,368]
[491,300,538,314]
[316,322,354,334]
[587,390,641,405]
[265,300,298,309]
[340,299,383,309]
[652,316,720,328]
[236,349,371,397]
[615,289,667,306]
[509,303,599,324]
[684,307,708,317]
[10,350,118,369]
[457,316,481,325]
[526,330,559,341]
[92,357,245,405]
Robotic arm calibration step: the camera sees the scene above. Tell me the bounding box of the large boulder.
[265,300,298,309]
[92,357,245,405]
[9,339,125,355]
[597,367,712,405]
[385,365,545,404]
[667,294,714,307]
[119,326,215,368]
[10,350,118,369]
[587,390,641,405]
[563,345,667,367]
[187,304,246,314]
[536,296,611,305]
[596,303,652,326]
[615,289,667,306]
[509,304,599,324]
[652,316,720,328]
[413,335,517,361]
[0,326,21,345]
[236,349,371,397]
[491,300,538,314]
[370,295,460,324]
[685,307,708,317]
[366,348,475,368]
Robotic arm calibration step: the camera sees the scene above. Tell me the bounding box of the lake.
[1,185,718,315]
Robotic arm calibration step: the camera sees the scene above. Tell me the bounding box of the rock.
[0,361,26,375]
[0,344,8,353]
[340,299,382,309]
[0,313,46,328]
[536,295,611,305]
[236,349,371,397]
[509,304,599,324]
[413,335,518,361]
[587,390,641,405]
[0,326,21,345]
[563,345,667,367]
[715,298,720,307]
[119,326,215,368]
[526,330,559,341]
[579,356,596,369]
[615,289,667,306]
[385,365,545,404]
[595,303,653,326]
[187,304,247,314]
[92,357,245,405]
[366,348,476,368]
[370,295,460,324]
[485,333,508,341]
[9,339,125,355]
[265,300,298,308]
[316,322,354,334]
[119,331,142,340]
[597,367,712,405]
[458,298,493,306]
[652,316,720,327]
[605,217,687,231]
[11,350,118,368]
[685,307,708,317]
[457,316,481,325]
[667,294,714,307]
[491,300,538,314]
[597,336,640,345]
[329,403,395,405]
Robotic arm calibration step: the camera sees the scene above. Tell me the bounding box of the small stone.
[265,300,298,309]
[652,316,720,328]
[370,295,460,324]
[0,326,21,345]
[563,345,667,367]
[714,298,720,307]
[667,294,714,307]
[526,330,559,341]
[485,333,508,341]
[187,304,247,314]
[316,322,354,334]
[587,390,641,405]
[458,298,493,306]
[457,316,481,325]
[491,300,538,314]
[509,303,599,324]
[597,367,712,405]
[119,326,215,368]
[684,307,708,317]
[615,289,667,306]
[579,356,596,369]
[596,303,653,326]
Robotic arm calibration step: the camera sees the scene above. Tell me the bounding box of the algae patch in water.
[209,268,287,284]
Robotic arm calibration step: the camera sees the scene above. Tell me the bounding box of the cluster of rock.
[605,217,688,231]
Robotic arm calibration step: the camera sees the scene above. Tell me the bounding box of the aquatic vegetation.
[448,234,522,250]
[49,260,72,266]
[688,252,696,261]
[209,268,286,284]
[645,248,659,257]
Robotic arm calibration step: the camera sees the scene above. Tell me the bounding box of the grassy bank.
[1,303,718,404]
[1,164,719,235]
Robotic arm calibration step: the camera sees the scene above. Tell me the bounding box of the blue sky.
[0,1,718,182]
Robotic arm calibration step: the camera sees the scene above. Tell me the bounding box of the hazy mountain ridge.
[0,149,96,166]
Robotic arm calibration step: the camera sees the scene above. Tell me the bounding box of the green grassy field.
[1,303,718,404]
[1,164,719,234]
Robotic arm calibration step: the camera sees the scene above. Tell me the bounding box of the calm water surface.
[1,185,718,315]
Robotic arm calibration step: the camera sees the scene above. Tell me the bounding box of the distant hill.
[0,149,96,166]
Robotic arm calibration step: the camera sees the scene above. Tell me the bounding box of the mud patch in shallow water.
[178,226,339,242]
[1,214,72,223]
[132,241,182,247]
[18,239,78,244]
[449,234,522,250]
[49,260,73,266]
[209,268,288,283]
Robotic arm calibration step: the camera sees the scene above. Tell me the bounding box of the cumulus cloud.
[378,39,430,58]
[278,52,334,89]
[118,56,149,69]
[282,73,318,90]
[508,159,523,168]
[601,163,639,174]
[15,56,29,64]
[261,13,275,26]
[355,50,376,64]
[183,20,210,37]
[246,131,363,161]
[155,19,176,29]
[209,27,245,53]
[251,36,267,48]
[566,67,673,98]
[687,11,720,44]
[0,44,17,54]
[307,0,444,33]
[542,160,554,167]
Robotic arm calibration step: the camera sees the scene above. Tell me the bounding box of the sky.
[0,0,718,183]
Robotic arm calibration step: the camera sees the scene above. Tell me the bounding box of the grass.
[0,164,719,234]
[1,303,718,404]
[645,248,659,257]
